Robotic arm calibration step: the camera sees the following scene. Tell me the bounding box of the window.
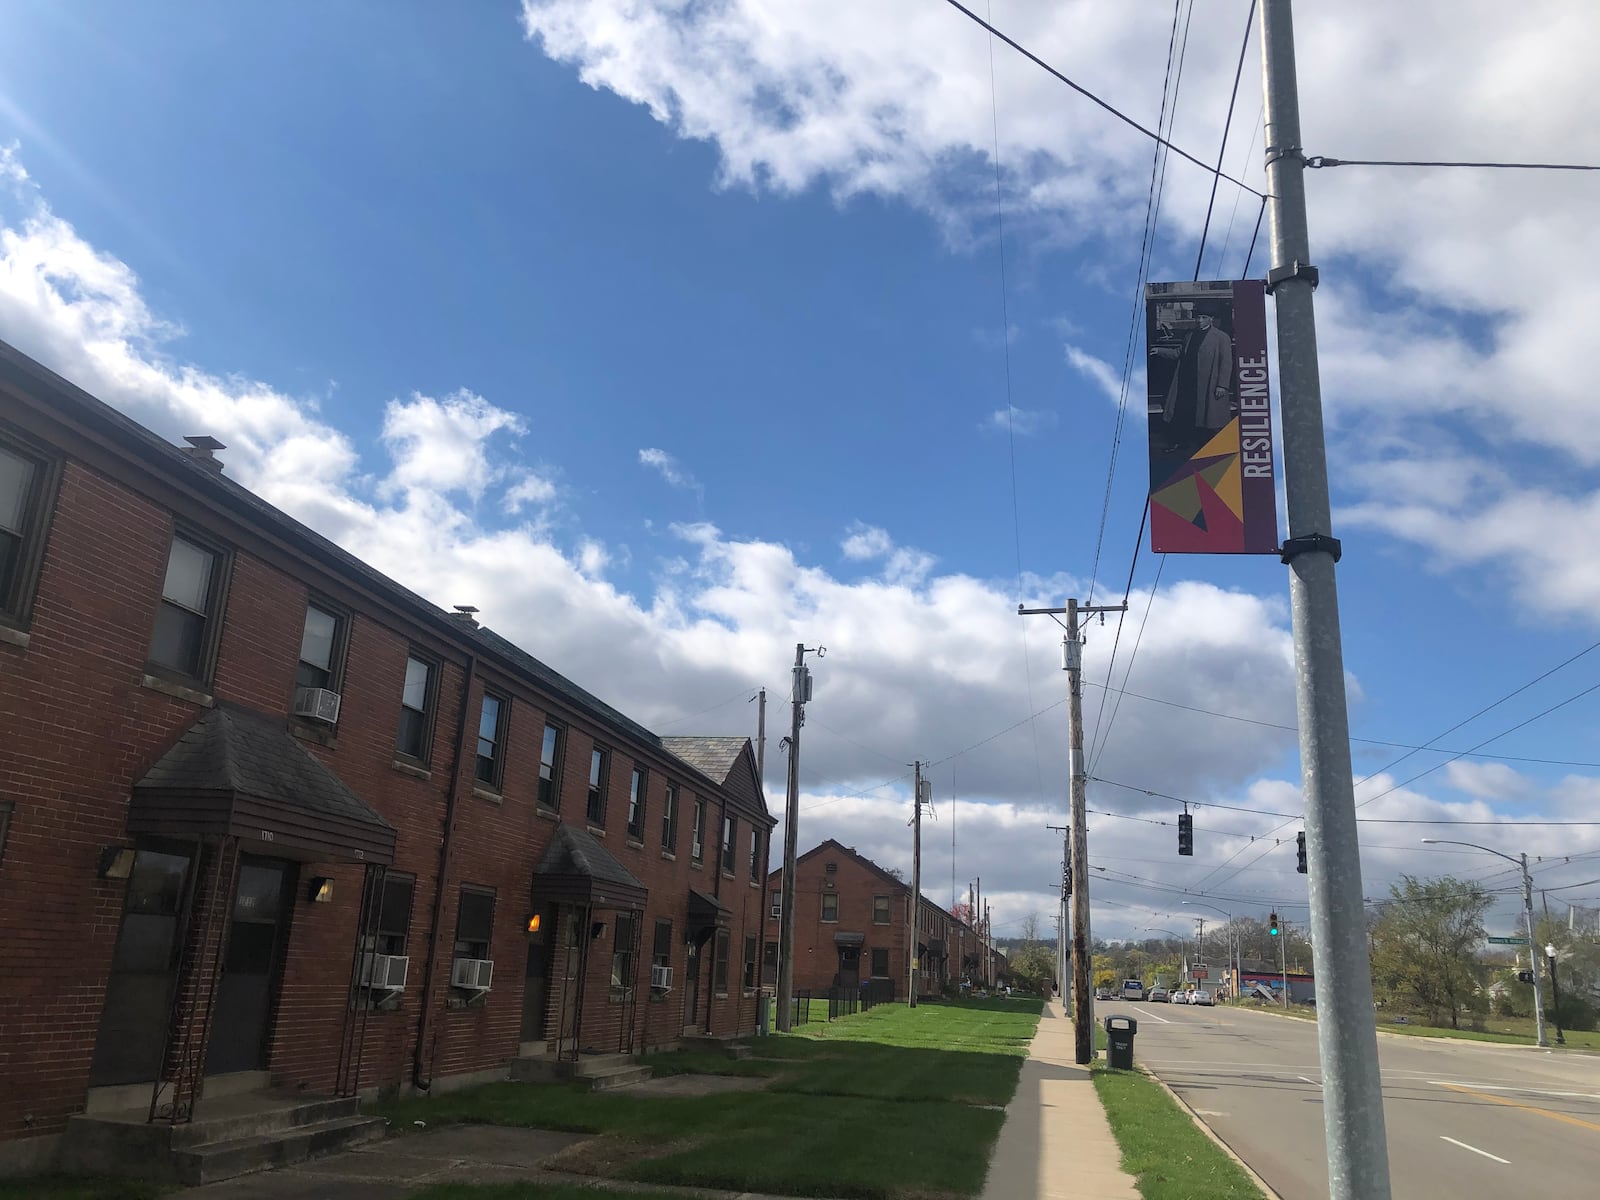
[822,893,838,922]
[626,766,647,840]
[873,895,891,925]
[452,887,495,962]
[713,928,730,993]
[690,798,705,862]
[395,655,435,761]
[871,948,890,978]
[749,828,762,883]
[587,747,609,826]
[538,723,565,810]
[475,694,507,787]
[0,440,54,625]
[763,941,778,972]
[612,912,637,990]
[367,874,415,956]
[294,602,344,692]
[652,919,672,974]
[0,799,11,867]
[743,933,758,990]
[720,814,737,874]
[148,533,226,680]
[769,890,781,917]
[661,783,679,852]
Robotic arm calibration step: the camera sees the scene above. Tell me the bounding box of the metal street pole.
[1544,940,1565,1046]
[910,761,922,1008]
[775,644,820,1032]
[1260,3,1391,1195]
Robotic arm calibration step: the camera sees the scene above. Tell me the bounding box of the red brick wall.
[0,385,774,1148]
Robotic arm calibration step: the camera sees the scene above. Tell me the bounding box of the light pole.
[1183,900,1235,1000]
[1545,942,1565,1046]
[1420,839,1546,1048]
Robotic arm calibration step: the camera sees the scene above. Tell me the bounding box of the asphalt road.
[1117,1001,1600,1199]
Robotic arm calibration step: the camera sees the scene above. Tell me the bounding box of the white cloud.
[1443,761,1533,802]
[503,472,558,514]
[840,522,893,561]
[381,391,525,502]
[1064,344,1126,408]
[982,405,1056,437]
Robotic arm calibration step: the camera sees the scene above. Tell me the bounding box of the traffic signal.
[1177,811,1193,857]
[1296,831,1308,874]
[1062,864,1071,898]
[1269,912,1279,937]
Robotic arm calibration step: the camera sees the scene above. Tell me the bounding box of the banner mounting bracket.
[1279,532,1342,564]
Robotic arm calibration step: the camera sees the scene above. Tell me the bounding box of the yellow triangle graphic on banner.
[1196,417,1240,460]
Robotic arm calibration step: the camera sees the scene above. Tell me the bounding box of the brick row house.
[764,839,1002,1000]
[0,340,775,1173]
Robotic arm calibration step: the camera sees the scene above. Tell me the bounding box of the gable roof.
[794,838,909,892]
[660,736,748,784]
[130,702,396,864]
[530,822,648,911]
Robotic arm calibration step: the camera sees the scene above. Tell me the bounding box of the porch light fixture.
[308,876,335,904]
[97,846,136,880]
[526,913,542,934]
[590,920,607,940]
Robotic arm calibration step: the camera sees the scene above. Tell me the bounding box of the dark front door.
[521,906,553,1043]
[683,940,700,1030]
[838,945,861,989]
[90,848,194,1087]
[206,858,292,1076]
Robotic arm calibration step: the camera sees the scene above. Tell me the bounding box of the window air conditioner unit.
[769,904,782,919]
[451,957,494,991]
[292,686,342,724]
[650,964,673,991]
[362,953,409,991]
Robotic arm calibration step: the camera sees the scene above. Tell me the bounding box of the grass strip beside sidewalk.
[1092,1067,1264,1200]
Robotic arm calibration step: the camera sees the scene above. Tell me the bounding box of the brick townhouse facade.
[0,339,774,1171]
[764,839,1000,999]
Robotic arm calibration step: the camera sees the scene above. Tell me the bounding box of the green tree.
[1007,945,1056,993]
[1369,875,1491,1029]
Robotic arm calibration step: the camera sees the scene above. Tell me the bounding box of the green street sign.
[1487,936,1528,945]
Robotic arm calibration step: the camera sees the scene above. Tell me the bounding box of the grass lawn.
[1233,999,1600,1049]
[376,997,1040,1199]
[0,1179,169,1200]
[1092,1068,1264,1200]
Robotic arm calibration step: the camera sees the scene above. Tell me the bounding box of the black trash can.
[1104,1014,1137,1069]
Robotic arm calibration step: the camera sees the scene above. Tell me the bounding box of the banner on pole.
[1145,279,1278,554]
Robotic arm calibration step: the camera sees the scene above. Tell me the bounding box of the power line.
[1081,682,1600,768]
[939,0,1264,196]
[1193,0,1258,279]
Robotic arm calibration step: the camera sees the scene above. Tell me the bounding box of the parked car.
[1191,989,1214,1006]
[1147,986,1169,1003]
[1171,989,1189,1003]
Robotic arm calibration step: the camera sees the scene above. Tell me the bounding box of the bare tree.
[1020,911,1041,946]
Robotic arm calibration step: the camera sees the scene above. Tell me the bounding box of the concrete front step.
[681,1035,753,1059]
[581,1065,652,1092]
[175,1113,388,1185]
[62,1091,381,1184]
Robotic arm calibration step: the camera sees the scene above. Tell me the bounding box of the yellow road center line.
[1436,1082,1600,1134]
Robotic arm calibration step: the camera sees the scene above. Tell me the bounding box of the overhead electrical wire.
[1306,156,1600,173]
[938,0,1264,196]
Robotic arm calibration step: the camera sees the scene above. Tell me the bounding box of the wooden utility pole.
[755,688,766,786]
[776,644,821,1031]
[909,760,922,1007]
[1020,597,1124,1064]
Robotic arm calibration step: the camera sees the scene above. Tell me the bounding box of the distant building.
[764,838,1001,998]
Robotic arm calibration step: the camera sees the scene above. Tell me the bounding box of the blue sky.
[2,0,1597,941]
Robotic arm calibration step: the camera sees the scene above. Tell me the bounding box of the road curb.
[1135,1062,1284,1200]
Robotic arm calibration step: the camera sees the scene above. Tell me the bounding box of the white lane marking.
[1139,1009,1173,1024]
[1428,1080,1600,1102]
[1439,1136,1510,1164]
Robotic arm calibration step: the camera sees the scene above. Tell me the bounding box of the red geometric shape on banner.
[1152,470,1244,553]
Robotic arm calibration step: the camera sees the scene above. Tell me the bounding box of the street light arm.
[1418,837,1519,868]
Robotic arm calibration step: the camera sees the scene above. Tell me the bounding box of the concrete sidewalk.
[980,998,1141,1200]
